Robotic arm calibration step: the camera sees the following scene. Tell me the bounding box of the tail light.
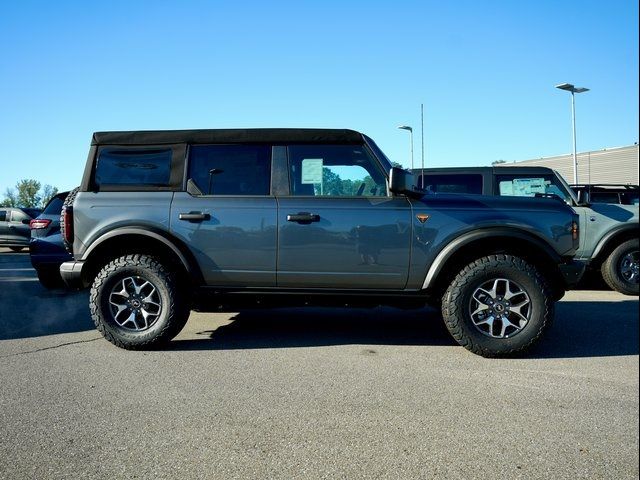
[62,206,74,245]
[30,218,52,229]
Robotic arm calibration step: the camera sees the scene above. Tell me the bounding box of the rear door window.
[0,210,6,221]
[10,210,30,222]
[187,145,271,195]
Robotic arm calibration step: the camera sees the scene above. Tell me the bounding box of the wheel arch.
[590,225,639,268]
[79,227,204,287]
[423,229,566,300]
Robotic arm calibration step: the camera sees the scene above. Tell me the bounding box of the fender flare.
[81,226,202,283]
[421,228,562,290]
[591,224,639,261]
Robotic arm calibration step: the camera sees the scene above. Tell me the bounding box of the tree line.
[1,180,59,209]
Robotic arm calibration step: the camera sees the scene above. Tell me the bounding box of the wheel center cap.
[494,303,505,313]
[131,299,141,309]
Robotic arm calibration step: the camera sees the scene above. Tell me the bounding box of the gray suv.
[418,167,639,295]
[61,129,584,357]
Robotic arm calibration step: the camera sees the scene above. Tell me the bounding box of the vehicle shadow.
[171,306,456,350]
[169,300,639,359]
[0,281,92,340]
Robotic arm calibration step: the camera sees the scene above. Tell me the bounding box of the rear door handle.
[179,212,210,222]
[287,212,320,224]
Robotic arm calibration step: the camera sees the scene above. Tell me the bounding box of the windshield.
[554,171,579,204]
[362,135,393,173]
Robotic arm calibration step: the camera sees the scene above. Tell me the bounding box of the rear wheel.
[90,254,190,349]
[441,254,553,357]
[601,239,639,296]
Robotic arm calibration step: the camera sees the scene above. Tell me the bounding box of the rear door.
[170,144,277,287]
[7,209,31,245]
[277,144,412,289]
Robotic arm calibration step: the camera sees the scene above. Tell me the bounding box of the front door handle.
[287,212,320,224]
[179,212,210,222]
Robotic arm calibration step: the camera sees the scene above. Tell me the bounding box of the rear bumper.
[559,259,587,288]
[60,260,86,289]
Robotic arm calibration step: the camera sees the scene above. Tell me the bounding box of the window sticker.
[512,178,546,195]
[301,159,323,184]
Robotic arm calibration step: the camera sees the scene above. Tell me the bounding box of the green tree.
[16,179,41,208]
[1,188,17,207]
[39,184,59,208]
[1,180,59,208]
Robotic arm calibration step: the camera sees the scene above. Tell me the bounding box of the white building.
[507,144,639,185]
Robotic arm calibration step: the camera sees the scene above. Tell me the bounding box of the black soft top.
[91,128,364,146]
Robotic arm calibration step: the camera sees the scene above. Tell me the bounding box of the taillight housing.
[62,206,74,245]
[30,218,52,229]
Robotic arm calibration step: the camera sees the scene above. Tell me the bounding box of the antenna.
[420,103,425,188]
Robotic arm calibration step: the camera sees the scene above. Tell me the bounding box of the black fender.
[421,227,562,289]
[81,226,204,284]
[591,224,639,262]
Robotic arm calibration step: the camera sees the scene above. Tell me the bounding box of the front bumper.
[559,259,587,288]
[60,260,86,289]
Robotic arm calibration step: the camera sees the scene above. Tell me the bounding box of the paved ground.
[0,248,638,479]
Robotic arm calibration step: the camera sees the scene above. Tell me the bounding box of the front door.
[277,144,412,289]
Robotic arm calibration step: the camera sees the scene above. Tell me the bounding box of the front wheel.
[601,239,639,296]
[441,254,553,357]
[90,254,190,349]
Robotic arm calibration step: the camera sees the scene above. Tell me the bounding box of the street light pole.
[397,125,414,171]
[556,83,589,184]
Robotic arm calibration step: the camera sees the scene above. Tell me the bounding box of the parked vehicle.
[570,184,639,206]
[29,191,73,288]
[416,166,639,295]
[0,207,42,251]
[60,129,584,357]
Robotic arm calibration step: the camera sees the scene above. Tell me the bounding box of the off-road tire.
[90,254,190,349]
[441,254,554,357]
[60,187,79,252]
[601,239,639,296]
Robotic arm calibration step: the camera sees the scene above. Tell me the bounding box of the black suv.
[60,129,584,357]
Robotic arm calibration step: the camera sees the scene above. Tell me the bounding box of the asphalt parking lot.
[0,248,638,479]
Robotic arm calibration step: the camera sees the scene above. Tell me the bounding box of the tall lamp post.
[397,125,414,172]
[555,83,589,184]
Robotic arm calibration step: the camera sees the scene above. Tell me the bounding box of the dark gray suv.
[0,207,42,251]
[61,129,584,357]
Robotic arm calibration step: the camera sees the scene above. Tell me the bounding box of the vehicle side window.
[187,145,271,196]
[0,210,6,221]
[11,210,29,222]
[43,196,65,215]
[95,148,173,187]
[496,175,571,202]
[421,174,483,194]
[590,192,621,204]
[288,145,387,197]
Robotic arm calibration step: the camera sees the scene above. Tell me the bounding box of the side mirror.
[576,189,590,206]
[389,167,422,198]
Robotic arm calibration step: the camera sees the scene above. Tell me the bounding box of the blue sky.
[0,0,637,195]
